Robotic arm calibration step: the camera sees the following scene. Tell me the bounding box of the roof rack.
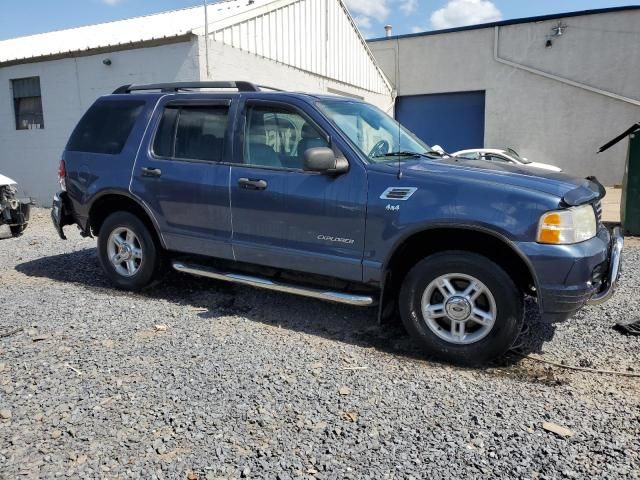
[112,81,265,94]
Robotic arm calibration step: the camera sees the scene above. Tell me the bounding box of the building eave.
[368,5,640,42]
[0,33,195,68]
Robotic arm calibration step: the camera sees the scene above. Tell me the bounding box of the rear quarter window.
[67,100,145,154]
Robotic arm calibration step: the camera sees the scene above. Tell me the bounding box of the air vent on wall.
[380,187,418,201]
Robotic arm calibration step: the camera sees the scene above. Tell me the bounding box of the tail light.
[58,159,67,191]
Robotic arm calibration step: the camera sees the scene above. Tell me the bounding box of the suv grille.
[380,187,418,201]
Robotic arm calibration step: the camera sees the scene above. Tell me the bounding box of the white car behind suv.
[0,174,31,237]
[452,148,562,172]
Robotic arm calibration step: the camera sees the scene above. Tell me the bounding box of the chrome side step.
[172,262,376,307]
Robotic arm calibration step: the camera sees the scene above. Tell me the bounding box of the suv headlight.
[537,205,597,244]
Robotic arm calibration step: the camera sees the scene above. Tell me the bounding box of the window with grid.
[12,77,44,130]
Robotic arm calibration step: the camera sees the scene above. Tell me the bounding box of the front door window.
[244,105,329,170]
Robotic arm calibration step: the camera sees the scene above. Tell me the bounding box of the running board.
[172,262,376,307]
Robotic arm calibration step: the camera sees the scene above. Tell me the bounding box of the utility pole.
[203,0,210,78]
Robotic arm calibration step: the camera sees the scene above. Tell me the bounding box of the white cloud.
[353,15,375,36]
[400,0,418,16]
[354,15,373,30]
[101,0,124,5]
[430,0,502,30]
[344,0,390,18]
[344,0,390,36]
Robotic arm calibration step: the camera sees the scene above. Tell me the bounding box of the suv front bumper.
[518,226,624,318]
[586,226,623,305]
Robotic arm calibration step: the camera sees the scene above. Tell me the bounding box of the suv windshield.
[317,100,433,163]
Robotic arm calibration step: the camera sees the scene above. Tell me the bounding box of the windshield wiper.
[372,151,426,159]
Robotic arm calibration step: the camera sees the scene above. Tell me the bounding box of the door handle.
[238,178,268,190]
[141,167,162,178]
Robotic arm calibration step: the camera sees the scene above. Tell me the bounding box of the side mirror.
[432,145,445,155]
[304,147,348,174]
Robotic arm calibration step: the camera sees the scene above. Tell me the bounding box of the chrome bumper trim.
[587,226,624,305]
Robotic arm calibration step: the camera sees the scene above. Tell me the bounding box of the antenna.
[396,95,402,179]
[203,0,210,78]
[397,123,402,179]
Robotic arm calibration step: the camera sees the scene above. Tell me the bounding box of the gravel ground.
[0,208,638,479]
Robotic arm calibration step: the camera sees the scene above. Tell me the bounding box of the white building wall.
[0,40,200,204]
[209,0,390,95]
[369,10,640,185]
[200,37,391,110]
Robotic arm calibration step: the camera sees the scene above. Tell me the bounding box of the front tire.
[399,251,523,365]
[97,211,161,291]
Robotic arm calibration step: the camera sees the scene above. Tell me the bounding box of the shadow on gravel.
[0,226,14,240]
[16,249,558,373]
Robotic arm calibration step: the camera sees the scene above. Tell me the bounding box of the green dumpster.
[599,123,640,235]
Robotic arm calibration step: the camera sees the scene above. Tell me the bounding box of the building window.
[12,77,44,130]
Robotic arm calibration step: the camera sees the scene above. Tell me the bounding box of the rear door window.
[153,104,230,162]
[67,100,145,154]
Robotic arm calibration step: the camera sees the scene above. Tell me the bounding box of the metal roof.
[0,0,278,65]
[208,0,392,94]
[0,0,391,95]
[368,5,640,42]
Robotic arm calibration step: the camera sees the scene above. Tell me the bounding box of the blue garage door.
[396,91,485,152]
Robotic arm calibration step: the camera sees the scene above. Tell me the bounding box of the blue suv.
[52,81,623,364]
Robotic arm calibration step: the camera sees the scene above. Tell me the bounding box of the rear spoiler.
[562,176,606,206]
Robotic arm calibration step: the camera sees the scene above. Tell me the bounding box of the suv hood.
[385,158,604,205]
[0,174,17,186]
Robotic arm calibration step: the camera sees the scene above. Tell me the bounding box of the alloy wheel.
[420,273,497,345]
[107,227,143,277]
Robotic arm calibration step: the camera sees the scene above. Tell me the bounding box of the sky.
[0,0,637,41]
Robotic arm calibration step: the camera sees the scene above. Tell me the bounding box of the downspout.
[383,38,400,116]
[204,0,210,79]
[386,89,397,115]
[493,26,640,107]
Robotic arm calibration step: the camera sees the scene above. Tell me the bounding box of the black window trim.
[149,98,233,164]
[236,99,340,174]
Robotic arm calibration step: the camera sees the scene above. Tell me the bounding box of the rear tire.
[10,225,26,237]
[399,251,523,365]
[97,211,161,291]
